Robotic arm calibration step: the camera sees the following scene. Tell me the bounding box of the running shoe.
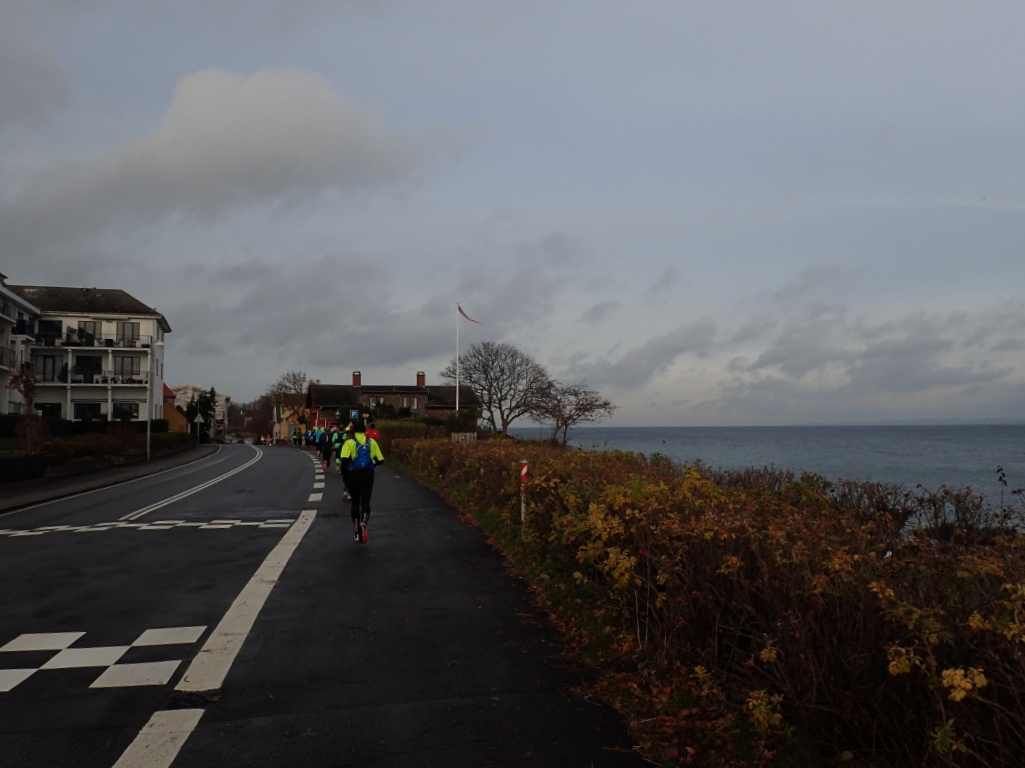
[359,523,368,544]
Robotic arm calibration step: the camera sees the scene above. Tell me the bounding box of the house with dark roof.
[306,371,480,427]
[0,273,41,416]
[6,283,171,423]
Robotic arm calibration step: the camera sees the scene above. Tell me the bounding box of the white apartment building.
[0,274,42,415]
[6,284,171,423]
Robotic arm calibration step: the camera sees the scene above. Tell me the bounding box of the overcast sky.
[3,1,1024,426]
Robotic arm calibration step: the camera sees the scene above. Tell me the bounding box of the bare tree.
[8,365,47,453]
[8,364,36,414]
[266,370,309,426]
[531,381,616,445]
[441,341,552,434]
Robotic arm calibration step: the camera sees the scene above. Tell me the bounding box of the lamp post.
[146,339,164,462]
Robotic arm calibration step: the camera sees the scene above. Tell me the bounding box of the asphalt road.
[0,445,646,767]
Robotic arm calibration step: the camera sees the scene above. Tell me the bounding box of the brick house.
[306,371,480,428]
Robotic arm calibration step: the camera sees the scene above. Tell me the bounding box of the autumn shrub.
[392,438,1025,768]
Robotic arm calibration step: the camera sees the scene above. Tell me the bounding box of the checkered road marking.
[0,626,207,692]
[0,519,296,537]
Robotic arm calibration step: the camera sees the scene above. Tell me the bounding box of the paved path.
[1,445,648,766]
[0,445,220,514]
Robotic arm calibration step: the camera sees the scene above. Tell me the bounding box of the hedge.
[0,453,48,482]
[392,438,1025,768]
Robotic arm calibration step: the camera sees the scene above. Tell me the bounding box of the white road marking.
[41,646,128,669]
[111,709,204,768]
[308,493,323,502]
[0,669,35,692]
[0,445,230,519]
[111,510,317,768]
[0,632,84,652]
[91,660,181,689]
[119,451,264,521]
[133,627,206,646]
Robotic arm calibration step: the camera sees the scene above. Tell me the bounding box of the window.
[73,355,103,383]
[35,355,63,382]
[117,321,140,346]
[112,402,140,421]
[38,319,61,346]
[114,356,141,378]
[369,396,383,407]
[36,403,61,418]
[403,396,419,411]
[73,402,102,420]
[78,321,101,346]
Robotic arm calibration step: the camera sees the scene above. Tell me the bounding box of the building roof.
[425,385,481,408]
[7,285,172,332]
[307,385,363,409]
[307,382,480,410]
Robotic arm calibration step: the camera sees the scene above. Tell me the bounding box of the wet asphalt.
[1,446,648,767]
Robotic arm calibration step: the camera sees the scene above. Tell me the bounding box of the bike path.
[175,454,646,767]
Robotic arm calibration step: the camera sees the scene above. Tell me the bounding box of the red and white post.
[519,459,528,528]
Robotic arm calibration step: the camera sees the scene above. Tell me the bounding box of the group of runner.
[306,420,384,544]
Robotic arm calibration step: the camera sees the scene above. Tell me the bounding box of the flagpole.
[455,304,460,411]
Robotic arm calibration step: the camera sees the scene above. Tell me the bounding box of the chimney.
[416,371,426,387]
[353,371,362,386]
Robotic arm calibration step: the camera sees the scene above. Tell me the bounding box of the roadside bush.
[392,439,1025,767]
[0,453,48,482]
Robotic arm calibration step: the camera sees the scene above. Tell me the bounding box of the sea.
[508,424,1025,507]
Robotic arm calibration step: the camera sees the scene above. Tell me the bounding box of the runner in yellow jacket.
[339,420,384,543]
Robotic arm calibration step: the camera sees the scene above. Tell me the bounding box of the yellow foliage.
[940,667,988,702]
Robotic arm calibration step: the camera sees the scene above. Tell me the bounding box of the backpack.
[350,436,374,471]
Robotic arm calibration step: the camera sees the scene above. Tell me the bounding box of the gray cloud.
[0,32,68,132]
[0,68,463,265]
[572,318,718,388]
[579,300,620,325]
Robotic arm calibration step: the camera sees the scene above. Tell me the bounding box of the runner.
[339,419,384,543]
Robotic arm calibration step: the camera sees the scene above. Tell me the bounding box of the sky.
[2,0,1024,427]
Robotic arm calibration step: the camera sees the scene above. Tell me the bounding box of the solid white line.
[111,708,204,768]
[0,446,226,519]
[111,510,316,767]
[175,509,316,692]
[120,450,263,521]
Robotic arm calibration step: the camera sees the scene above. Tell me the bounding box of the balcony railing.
[0,345,16,369]
[36,370,151,385]
[34,334,154,349]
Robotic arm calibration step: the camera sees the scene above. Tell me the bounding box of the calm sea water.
[509,425,1025,506]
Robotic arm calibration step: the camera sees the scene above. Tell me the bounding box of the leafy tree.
[185,389,218,442]
[531,381,616,445]
[441,341,552,434]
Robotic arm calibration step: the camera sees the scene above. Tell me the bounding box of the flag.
[457,304,481,324]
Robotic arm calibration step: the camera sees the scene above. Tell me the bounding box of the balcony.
[0,345,16,370]
[34,334,154,349]
[36,370,151,386]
